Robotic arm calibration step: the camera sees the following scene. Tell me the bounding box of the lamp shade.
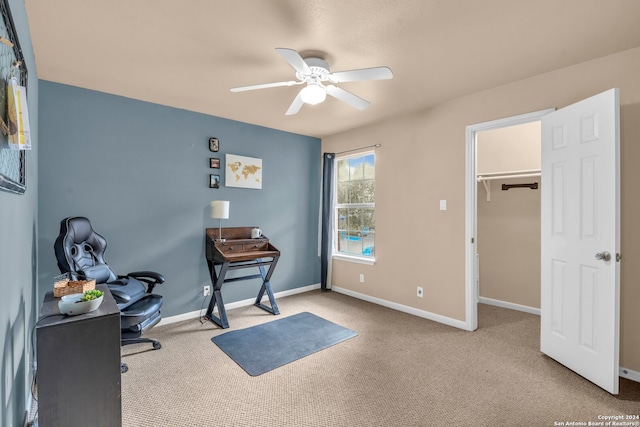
[210,200,230,219]
[300,84,326,105]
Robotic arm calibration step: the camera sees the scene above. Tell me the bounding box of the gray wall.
[37,81,321,318]
[0,1,39,426]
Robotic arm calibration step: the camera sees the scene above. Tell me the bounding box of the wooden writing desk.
[204,227,280,328]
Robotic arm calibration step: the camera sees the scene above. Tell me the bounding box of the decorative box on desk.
[205,226,280,328]
[36,284,121,427]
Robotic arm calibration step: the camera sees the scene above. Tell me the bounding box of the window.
[334,152,375,260]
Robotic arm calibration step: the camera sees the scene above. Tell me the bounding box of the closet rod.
[478,169,541,202]
[477,172,540,182]
[478,168,540,177]
[502,182,538,190]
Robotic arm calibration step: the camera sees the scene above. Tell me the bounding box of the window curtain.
[321,153,335,291]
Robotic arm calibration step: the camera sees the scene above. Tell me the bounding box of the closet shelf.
[477,169,541,202]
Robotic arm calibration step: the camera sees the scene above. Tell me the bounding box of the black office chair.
[54,217,165,371]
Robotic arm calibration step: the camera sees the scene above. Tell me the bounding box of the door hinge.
[616,253,621,262]
[471,237,475,244]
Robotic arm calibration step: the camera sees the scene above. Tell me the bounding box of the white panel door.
[540,88,620,394]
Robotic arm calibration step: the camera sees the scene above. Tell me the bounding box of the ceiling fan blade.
[326,85,371,110]
[230,80,301,92]
[328,66,393,83]
[276,48,311,74]
[285,92,304,115]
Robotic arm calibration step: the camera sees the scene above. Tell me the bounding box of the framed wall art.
[225,154,262,190]
[210,158,220,169]
[209,174,220,189]
[209,137,219,152]
[0,0,29,195]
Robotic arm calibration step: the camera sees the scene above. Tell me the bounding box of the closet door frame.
[464,108,554,331]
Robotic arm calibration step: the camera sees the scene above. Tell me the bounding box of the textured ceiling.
[24,0,640,137]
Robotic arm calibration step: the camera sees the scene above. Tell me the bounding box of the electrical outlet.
[417,287,423,298]
[203,285,211,297]
[359,274,365,283]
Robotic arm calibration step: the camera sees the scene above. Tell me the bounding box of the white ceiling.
[24,0,640,138]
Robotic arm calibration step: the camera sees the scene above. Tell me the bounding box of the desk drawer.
[244,242,269,251]
[217,244,244,254]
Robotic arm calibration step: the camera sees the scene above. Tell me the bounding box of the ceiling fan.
[230,48,393,115]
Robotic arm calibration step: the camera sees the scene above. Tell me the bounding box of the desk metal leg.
[205,260,230,328]
[205,256,280,327]
[207,289,229,328]
[254,257,280,315]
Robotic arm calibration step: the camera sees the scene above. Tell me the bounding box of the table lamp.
[210,200,230,242]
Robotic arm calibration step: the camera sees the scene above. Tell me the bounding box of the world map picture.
[225,154,263,189]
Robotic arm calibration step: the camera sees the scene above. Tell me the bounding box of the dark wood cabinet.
[36,284,122,427]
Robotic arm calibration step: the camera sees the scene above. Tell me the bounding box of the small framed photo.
[210,158,220,169]
[209,137,219,152]
[209,174,220,189]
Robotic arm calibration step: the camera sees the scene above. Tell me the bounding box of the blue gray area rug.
[211,312,358,376]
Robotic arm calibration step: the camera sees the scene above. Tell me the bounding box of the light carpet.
[121,290,640,427]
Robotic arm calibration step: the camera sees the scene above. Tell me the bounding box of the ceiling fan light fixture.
[231,48,393,115]
[300,84,326,105]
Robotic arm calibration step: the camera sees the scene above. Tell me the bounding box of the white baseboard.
[479,296,541,316]
[158,283,321,326]
[332,286,468,330]
[620,366,640,383]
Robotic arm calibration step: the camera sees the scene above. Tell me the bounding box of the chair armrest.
[108,287,132,304]
[126,271,166,293]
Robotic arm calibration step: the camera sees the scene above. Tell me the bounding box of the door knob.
[595,251,611,262]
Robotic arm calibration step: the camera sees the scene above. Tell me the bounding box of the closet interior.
[476,121,542,313]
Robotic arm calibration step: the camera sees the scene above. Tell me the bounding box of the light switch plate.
[440,200,447,211]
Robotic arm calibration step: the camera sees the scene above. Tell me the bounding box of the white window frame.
[332,151,376,265]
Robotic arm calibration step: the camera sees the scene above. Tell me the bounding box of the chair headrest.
[64,217,96,244]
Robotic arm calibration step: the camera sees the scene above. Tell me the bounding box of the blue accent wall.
[37,81,321,317]
[0,1,39,426]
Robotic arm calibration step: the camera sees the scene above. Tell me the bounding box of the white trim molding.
[479,297,541,316]
[620,367,640,383]
[465,108,555,332]
[158,283,321,326]
[332,286,468,331]
[332,253,375,265]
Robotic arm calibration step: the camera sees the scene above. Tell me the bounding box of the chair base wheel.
[122,337,161,350]
[121,363,128,374]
